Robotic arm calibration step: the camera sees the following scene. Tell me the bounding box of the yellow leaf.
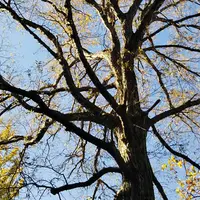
[161,164,167,171]
[177,160,183,168]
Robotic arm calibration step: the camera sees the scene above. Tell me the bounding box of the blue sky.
[0,3,199,200]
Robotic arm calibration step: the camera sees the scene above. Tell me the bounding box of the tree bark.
[115,114,154,200]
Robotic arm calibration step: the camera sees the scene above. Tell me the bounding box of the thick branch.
[51,167,121,195]
[64,0,119,112]
[152,125,200,170]
[0,135,24,145]
[126,0,143,20]
[63,112,119,129]
[109,0,124,20]
[0,3,102,114]
[82,0,123,90]
[151,98,200,124]
[0,75,48,109]
[0,76,119,159]
[129,0,165,52]
[152,173,168,200]
[37,83,116,96]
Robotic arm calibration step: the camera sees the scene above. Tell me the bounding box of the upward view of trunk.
[1,1,200,200]
[115,113,154,200]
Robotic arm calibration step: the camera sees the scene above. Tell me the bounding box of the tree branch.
[152,173,168,200]
[143,13,200,42]
[0,135,24,145]
[0,75,48,109]
[37,83,116,96]
[126,0,143,20]
[0,2,103,115]
[0,2,57,58]
[63,112,119,129]
[144,44,200,53]
[154,50,200,77]
[109,0,124,20]
[151,97,200,124]
[64,0,119,112]
[51,167,121,195]
[25,120,54,146]
[152,125,200,170]
[82,0,123,92]
[142,51,173,107]
[145,99,161,114]
[129,0,165,52]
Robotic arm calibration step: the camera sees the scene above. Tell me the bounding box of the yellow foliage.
[161,157,200,199]
[161,164,167,171]
[0,123,23,200]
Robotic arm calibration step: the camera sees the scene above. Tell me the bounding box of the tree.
[0,122,23,200]
[0,0,199,199]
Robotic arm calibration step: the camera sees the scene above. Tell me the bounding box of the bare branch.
[154,50,200,77]
[51,167,121,195]
[36,83,116,96]
[145,99,161,114]
[25,120,54,146]
[0,135,24,145]
[152,173,168,200]
[142,52,173,108]
[144,44,200,53]
[152,125,200,170]
[129,0,165,52]
[64,0,119,112]
[63,112,119,129]
[151,98,200,124]
[0,75,48,109]
[0,3,103,114]
[143,13,200,41]
[109,0,124,20]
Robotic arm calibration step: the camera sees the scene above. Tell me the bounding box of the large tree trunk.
[115,114,154,200]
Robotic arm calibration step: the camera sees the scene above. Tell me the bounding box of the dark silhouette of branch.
[36,83,116,96]
[144,44,200,53]
[65,0,119,112]
[51,167,121,195]
[0,74,48,109]
[25,120,53,146]
[0,120,53,146]
[129,0,165,51]
[63,112,119,129]
[152,173,168,200]
[0,135,24,145]
[154,50,200,77]
[143,51,173,107]
[0,2,103,115]
[145,99,161,114]
[109,0,125,20]
[152,125,200,170]
[151,97,200,124]
[143,13,200,41]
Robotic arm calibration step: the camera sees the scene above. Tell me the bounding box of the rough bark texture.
[114,114,154,200]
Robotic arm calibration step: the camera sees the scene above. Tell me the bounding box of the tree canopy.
[0,0,200,199]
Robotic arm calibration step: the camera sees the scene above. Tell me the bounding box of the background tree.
[0,122,24,200]
[0,0,200,199]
